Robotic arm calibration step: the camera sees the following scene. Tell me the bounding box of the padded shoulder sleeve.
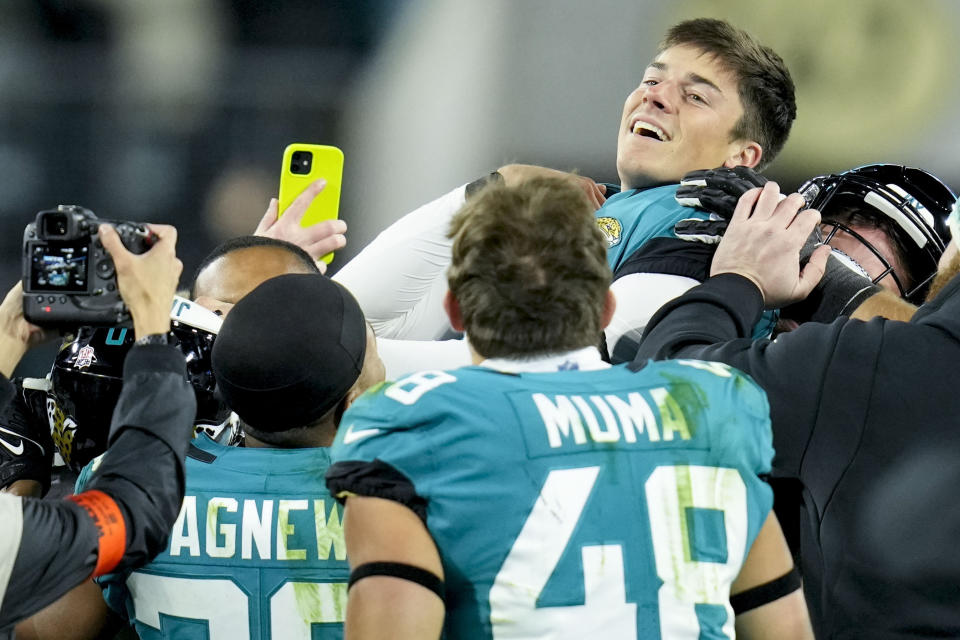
[326,459,428,522]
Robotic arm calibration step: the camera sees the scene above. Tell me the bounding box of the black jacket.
[0,378,11,415]
[636,272,960,639]
[0,344,195,631]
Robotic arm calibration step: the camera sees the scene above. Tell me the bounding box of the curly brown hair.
[447,177,611,359]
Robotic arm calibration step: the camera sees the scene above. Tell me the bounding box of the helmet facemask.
[800,164,955,305]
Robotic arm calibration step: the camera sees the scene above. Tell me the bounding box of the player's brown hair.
[662,18,796,169]
[447,177,611,359]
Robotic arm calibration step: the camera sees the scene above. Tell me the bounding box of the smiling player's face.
[616,45,760,189]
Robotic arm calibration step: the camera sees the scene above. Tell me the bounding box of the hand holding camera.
[22,206,159,327]
[22,206,182,338]
[98,223,182,339]
[0,282,46,377]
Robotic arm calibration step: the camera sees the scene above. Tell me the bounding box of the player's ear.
[600,290,617,329]
[343,387,362,410]
[723,140,762,170]
[444,290,465,332]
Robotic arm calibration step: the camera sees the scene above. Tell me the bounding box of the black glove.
[780,232,884,324]
[676,166,768,219]
[674,214,728,244]
[0,380,54,494]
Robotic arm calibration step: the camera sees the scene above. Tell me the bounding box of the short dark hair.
[662,18,796,170]
[447,177,611,359]
[190,235,319,298]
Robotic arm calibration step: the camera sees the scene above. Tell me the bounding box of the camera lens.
[42,213,69,237]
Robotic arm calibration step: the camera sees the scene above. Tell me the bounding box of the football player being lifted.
[330,17,798,372]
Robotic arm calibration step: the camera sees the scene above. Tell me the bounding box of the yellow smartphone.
[278,143,344,263]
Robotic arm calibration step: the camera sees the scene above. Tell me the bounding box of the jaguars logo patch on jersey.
[596,216,622,248]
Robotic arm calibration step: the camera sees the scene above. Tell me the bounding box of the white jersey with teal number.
[80,434,349,640]
[328,351,775,639]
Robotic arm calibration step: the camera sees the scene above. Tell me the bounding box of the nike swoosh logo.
[342,424,382,445]
[0,425,43,457]
[0,434,23,455]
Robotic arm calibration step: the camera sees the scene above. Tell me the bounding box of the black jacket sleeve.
[635,273,843,477]
[0,344,196,628]
[0,377,12,415]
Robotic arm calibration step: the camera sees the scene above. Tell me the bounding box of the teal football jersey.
[596,185,777,339]
[599,185,707,273]
[329,357,775,639]
[81,435,348,640]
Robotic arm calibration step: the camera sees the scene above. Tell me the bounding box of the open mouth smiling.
[630,118,669,142]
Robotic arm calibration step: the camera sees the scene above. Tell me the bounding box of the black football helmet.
[799,164,955,304]
[46,297,235,471]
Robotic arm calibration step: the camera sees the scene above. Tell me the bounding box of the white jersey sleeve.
[334,184,468,340]
[605,272,699,362]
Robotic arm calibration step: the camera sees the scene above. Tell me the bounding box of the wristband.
[67,489,127,576]
[134,333,170,347]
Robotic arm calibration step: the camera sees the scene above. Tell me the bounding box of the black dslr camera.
[22,205,155,326]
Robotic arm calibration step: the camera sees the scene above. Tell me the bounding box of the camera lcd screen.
[29,242,89,292]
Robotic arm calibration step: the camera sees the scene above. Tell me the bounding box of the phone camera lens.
[290,150,313,175]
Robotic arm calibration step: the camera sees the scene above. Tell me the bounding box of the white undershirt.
[480,346,610,373]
